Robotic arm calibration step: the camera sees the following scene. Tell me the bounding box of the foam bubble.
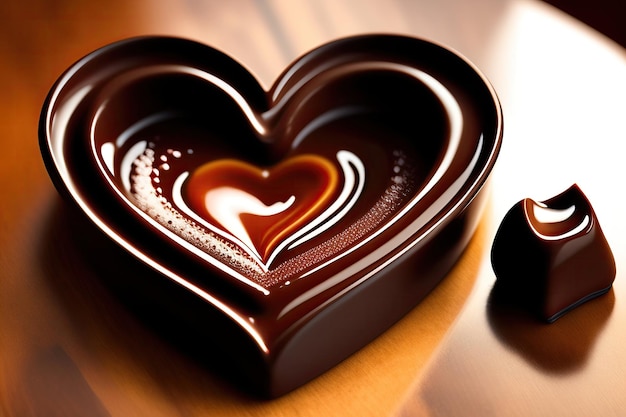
[129,146,265,277]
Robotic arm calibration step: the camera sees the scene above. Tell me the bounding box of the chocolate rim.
[39,34,503,396]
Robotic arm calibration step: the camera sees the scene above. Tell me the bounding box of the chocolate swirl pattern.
[93,60,465,291]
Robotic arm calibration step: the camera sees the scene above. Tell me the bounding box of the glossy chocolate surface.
[39,35,502,397]
[491,184,616,323]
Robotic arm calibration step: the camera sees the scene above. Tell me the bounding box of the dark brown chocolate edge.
[39,35,503,397]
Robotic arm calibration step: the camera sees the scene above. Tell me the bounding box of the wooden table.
[1,1,625,415]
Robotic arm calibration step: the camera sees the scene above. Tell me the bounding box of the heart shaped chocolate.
[183,154,340,267]
[40,35,502,397]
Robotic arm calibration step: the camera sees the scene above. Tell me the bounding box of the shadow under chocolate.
[37,198,267,401]
[16,345,111,417]
[486,281,614,374]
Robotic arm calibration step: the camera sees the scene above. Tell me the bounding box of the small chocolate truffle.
[491,184,616,322]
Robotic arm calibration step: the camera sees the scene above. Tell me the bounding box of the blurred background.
[544,0,626,47]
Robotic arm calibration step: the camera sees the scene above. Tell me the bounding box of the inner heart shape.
[181,155,340,269]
